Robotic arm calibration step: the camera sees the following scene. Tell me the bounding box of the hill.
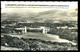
[1,9,77,22]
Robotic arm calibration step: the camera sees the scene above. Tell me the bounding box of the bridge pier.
[42,29,48,34]
[24,26,27,33]
[21,27,27,34]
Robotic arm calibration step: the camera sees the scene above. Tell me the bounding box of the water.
[45,34,77,45]
[1,46,23,50]
[1,32,77,45]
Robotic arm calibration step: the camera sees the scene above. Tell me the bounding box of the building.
[57,26,68,29]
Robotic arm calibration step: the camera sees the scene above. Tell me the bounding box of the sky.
[1,1,78,13]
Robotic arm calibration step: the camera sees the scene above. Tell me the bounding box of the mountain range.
[1,10,77,22]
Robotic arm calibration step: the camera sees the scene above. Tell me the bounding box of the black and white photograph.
[1,1,78,51]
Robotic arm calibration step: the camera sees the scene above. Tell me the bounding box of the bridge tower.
[42,28,47,34]
[24,26,27,33]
